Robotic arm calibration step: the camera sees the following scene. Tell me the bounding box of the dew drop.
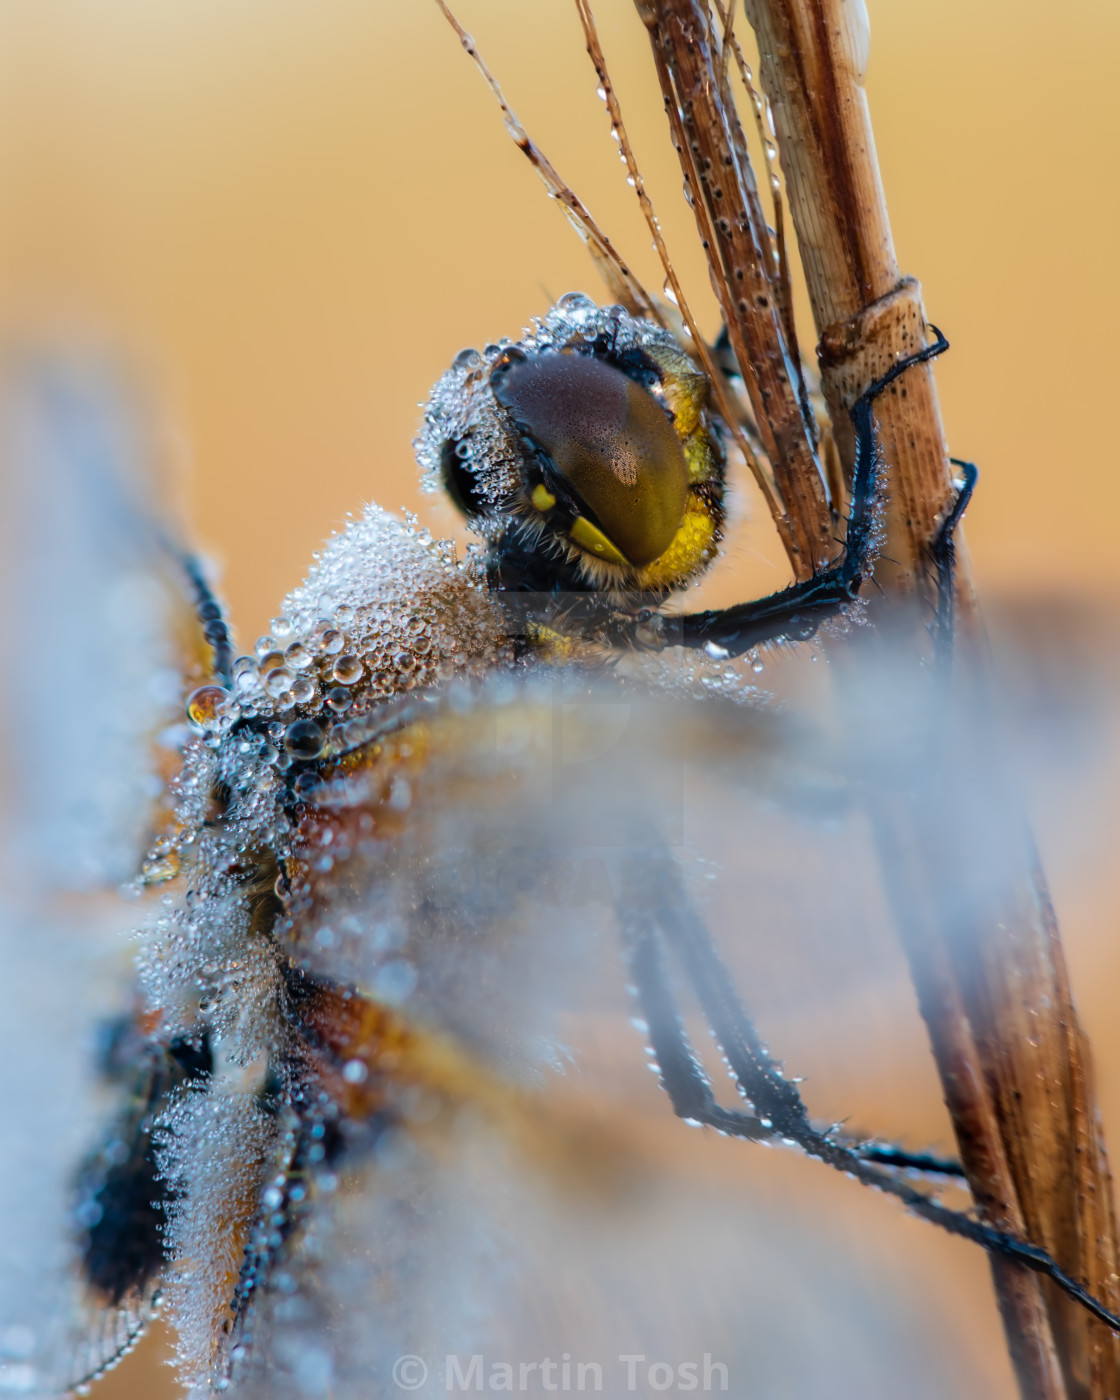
[293,770,321,799]
[374,958,418,1004]
[387,776,412,811]
[556,291,596,322]
[289,675,316,705]
[284,719,325,760]
[264,666,295,698]
[332,654,363,685]
[186,685,230,732]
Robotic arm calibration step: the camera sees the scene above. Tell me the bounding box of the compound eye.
[491,352,690,568]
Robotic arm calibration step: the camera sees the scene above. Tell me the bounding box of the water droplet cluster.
[232,505,505,728]
[137,506,506,1052]
[158,1090,277,1395]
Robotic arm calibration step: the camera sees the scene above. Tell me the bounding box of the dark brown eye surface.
[492,352,689,567]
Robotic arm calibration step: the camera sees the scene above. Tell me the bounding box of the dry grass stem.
[633,2,1120,1396]
[710,0,802,385]
[736,0,958,592]
[433,0,662,322]
[636,0,832,578]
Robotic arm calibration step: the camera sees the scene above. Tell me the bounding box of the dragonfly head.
[417,295,725,597]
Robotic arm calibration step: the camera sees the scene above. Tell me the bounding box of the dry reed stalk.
[636,0,832,578]
[634,2,1120,1396]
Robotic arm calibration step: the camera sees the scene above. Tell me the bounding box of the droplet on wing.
[284,719,325,761]
[185,685,230,732]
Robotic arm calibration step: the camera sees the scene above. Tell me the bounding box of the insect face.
[491,350,689,569]
[416,294,725,597]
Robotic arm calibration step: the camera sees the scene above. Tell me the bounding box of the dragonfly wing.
[151,684,984,1398]
[0,355,208,891]
[0,355,213,1394]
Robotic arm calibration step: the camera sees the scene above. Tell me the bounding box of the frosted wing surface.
[143,638,1041,1399]
[0,358,195,1395]
[0,361,192,890]
[217,1104,970,1400]
[0,893,143,1396]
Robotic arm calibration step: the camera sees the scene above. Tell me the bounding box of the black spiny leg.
[856,1143,967,1178]
[622,915,770,1142]
[176,549,234,686]
[637,856,1120,1333]
[661,328,951,658]
[930,457,978,658]
[621,868,960,1173]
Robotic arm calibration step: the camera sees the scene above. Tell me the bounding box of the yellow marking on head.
[641,343,709,438]
[684,430,719,485]
[637,499,718,590]
[570,515,631,566]
[530,483,557,512]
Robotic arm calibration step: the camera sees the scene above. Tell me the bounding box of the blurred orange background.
[3,0,1118,632]
[1,1,1118,1396]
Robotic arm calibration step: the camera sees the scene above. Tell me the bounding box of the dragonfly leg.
[644,857,1120,1333]
[665,330,952,657]
[929,457,978,658]
[176,549,234,686]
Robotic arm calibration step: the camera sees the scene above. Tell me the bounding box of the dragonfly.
[0,7,1116,1400]
[0,299,1109,1400]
